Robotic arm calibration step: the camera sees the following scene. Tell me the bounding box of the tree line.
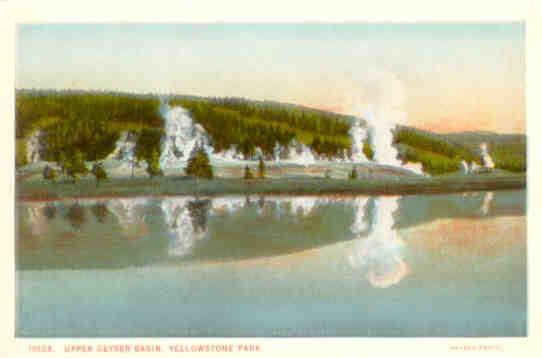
[394,126,526,174]
[16,91,164,171]
[16,90,526,176]
[171,98,352,159]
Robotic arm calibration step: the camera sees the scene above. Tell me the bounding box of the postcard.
[1,0,541,357]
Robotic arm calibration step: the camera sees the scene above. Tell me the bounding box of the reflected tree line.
[34,198,214,231]
[26,190,507,232]
[186,199,211,235]
[40,202,110,229]
[17,191,522,275]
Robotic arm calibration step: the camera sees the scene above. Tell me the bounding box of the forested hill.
[15,89,526,174]
[394,126,526,173]
[168,96,355,159]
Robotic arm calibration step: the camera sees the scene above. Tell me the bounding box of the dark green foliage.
[16,90,162,138]
[490,143,526,172]
[92,162,108,186]
[395,126,527,175]
[310,135,349,159]
[44,118,119,163]
[395,127,476,162]
[16,90,525,176]
[16,90,162,165]
[171,97,352,159]
[244,165,254,179]
[442,132,526,173]
[349,166,358,180]
[42,164,57,181]
[258,157,266,179]
[56,152,68,179]
[64,150,89,183]
[135,128,163,165]
[16,139,28,167]
[134,128,164,178]
[146,149,163,178]
[362,140,374,161]
[185,145,214,179]
[397,144,459,175]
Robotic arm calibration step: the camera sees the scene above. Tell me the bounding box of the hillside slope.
[15,90,526,175]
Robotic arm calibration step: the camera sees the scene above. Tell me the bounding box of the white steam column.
[349,121,369,162]
[480,142,495,169]
[351,70,424,175]
[160,102,209,169]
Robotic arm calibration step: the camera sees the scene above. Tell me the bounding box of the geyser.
[158,102,317,168]
[108,94,424,173]
[286,140,316,166]
[160,102,209,169]
[479,142,495,169]
[349,121,369,162]
[352,70,424,175]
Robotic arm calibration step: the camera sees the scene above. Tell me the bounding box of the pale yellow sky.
[17,24,525,134]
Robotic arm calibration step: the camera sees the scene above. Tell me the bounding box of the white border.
[1,0,540,357]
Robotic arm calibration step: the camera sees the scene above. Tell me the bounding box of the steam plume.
[351,70,424,175]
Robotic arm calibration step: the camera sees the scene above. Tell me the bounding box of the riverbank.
[17,174,526,201]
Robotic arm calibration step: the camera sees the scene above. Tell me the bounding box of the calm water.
[16,190,526,337]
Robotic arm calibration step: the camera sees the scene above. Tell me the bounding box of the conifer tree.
[146,148,163,178]
[349,166,358,180]
[244,165,254,179]
[92,162,108,187]
[363,140,374,161]
[185,144,214,179]
[42,164,57,182]
[66,150,88,183]
[257,156,266,179]
[57,152,68,180]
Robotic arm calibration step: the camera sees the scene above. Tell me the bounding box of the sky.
[16,23,525,133]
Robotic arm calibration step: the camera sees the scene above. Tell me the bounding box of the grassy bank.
[17,174,526,201]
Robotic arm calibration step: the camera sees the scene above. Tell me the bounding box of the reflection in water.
[107,198,148,239]
[16,191,526,337]
[188,199,212,234]
[42,203,57,220]
[350,197,370,235]
[349,197,410,288]
[459,191,495,216]
[18,190,524,269]
[257,195,266,215]
[161,198,211,257]
[25,203,48,236]
[211,195,296,218]
[64,203,87,229]
[257,196,336,219]
[91,202,109,223]
[211,197,245,214]
[106,198,148,226]
[480,191,494,216]
[289,196,318,217]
